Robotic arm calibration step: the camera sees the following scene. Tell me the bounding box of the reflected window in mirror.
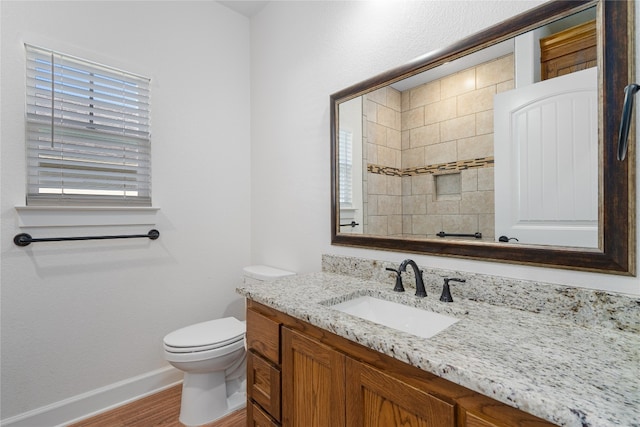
[338,97,364,234]
[338,129,353,207]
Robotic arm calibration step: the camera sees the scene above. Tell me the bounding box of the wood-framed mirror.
[330,0,635,275]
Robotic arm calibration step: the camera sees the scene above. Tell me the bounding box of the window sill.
[15,206,160,228]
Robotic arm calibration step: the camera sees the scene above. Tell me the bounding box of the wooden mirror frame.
[330,0,636,275]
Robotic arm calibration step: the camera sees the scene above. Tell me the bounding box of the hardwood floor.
[68,384,246,427]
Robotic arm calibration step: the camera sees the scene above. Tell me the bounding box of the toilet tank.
[243,265,295,285]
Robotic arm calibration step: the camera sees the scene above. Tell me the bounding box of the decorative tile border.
[368,164,402,176]
[368,156,494,177]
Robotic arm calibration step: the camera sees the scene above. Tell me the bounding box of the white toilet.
[163,265,294,426]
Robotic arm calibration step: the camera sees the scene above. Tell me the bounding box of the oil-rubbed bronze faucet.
[398,259,427,298]
[440,277,466,302]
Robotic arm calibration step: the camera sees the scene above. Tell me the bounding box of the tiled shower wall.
[363,86,403,236]
[364,54,514,240]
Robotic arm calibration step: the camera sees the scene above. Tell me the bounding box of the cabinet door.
[346,357,455,427]
[281,328,346,427]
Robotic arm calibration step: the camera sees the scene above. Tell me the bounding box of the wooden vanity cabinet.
[281,327,453,427]
[246,301,556,427]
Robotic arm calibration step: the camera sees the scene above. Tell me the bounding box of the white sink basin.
[330,295,459,339]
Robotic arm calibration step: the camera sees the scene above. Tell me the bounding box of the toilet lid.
[163,317,245,352]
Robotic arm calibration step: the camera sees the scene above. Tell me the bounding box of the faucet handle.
[440,277,466,302]
[386,267,405,292]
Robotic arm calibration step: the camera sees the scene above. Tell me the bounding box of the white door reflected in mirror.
[494,67,598,248]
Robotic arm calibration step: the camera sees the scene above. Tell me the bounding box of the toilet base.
[178,371,246,427]
[226,390,247,415]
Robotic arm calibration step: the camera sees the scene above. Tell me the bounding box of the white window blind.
[25,44,151,206]
[338,129,353,207]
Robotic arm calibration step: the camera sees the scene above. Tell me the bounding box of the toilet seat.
[164,336,245,363]
[164,317,245,354]
[164,334,244,353]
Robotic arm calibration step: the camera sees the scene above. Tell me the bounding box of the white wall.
[0,0,251,422]
[250,0,640,296]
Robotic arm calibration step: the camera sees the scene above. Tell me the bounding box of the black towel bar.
[13,229,160,247]
[437,231,482,239]
[339,221,359,228]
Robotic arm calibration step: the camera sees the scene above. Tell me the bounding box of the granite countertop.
[237,272,639,427]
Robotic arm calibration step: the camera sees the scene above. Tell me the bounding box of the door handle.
[618,83,640,161]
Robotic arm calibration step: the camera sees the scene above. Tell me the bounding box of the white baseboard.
[1,366,183,427]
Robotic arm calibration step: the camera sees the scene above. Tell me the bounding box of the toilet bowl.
[163,265,294,426]
[164,317,246,426]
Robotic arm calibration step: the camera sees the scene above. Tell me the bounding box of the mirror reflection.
[337,7,597,248]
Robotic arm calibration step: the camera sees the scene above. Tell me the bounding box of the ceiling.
[218,1,269,17]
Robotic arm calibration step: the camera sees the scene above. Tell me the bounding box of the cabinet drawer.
[248,402,280,427]
[247,308,281,363]
[248,350,281,421]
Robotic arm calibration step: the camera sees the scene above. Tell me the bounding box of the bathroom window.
[25,44,151,207]
[338,129,353,207]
